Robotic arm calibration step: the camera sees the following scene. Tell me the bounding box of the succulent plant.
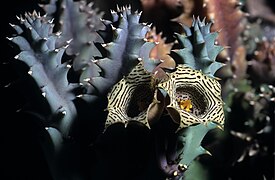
[9,11,78,137]
[105,62,154,129]
[7,0,153,178]
[6,0,231,180]
[105,16,225,179]
[183,1,275,179]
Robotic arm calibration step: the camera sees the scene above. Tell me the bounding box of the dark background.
[1,2,54,179]
[1,0,45,178]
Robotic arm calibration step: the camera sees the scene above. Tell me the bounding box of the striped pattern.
[105,63,153,129]
[158,64,224,131]
[105,63,224,131]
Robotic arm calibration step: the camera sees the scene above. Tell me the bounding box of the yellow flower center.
[179,99,193,112]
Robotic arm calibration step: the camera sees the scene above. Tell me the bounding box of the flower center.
[126,84,154,118]
[176,86,207,116]
[178,99,193,112]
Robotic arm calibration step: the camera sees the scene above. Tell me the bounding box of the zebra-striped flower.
[158,64,225,131]
[103,17,225,179]
[105,62,156,129]
[105,62,224,130]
